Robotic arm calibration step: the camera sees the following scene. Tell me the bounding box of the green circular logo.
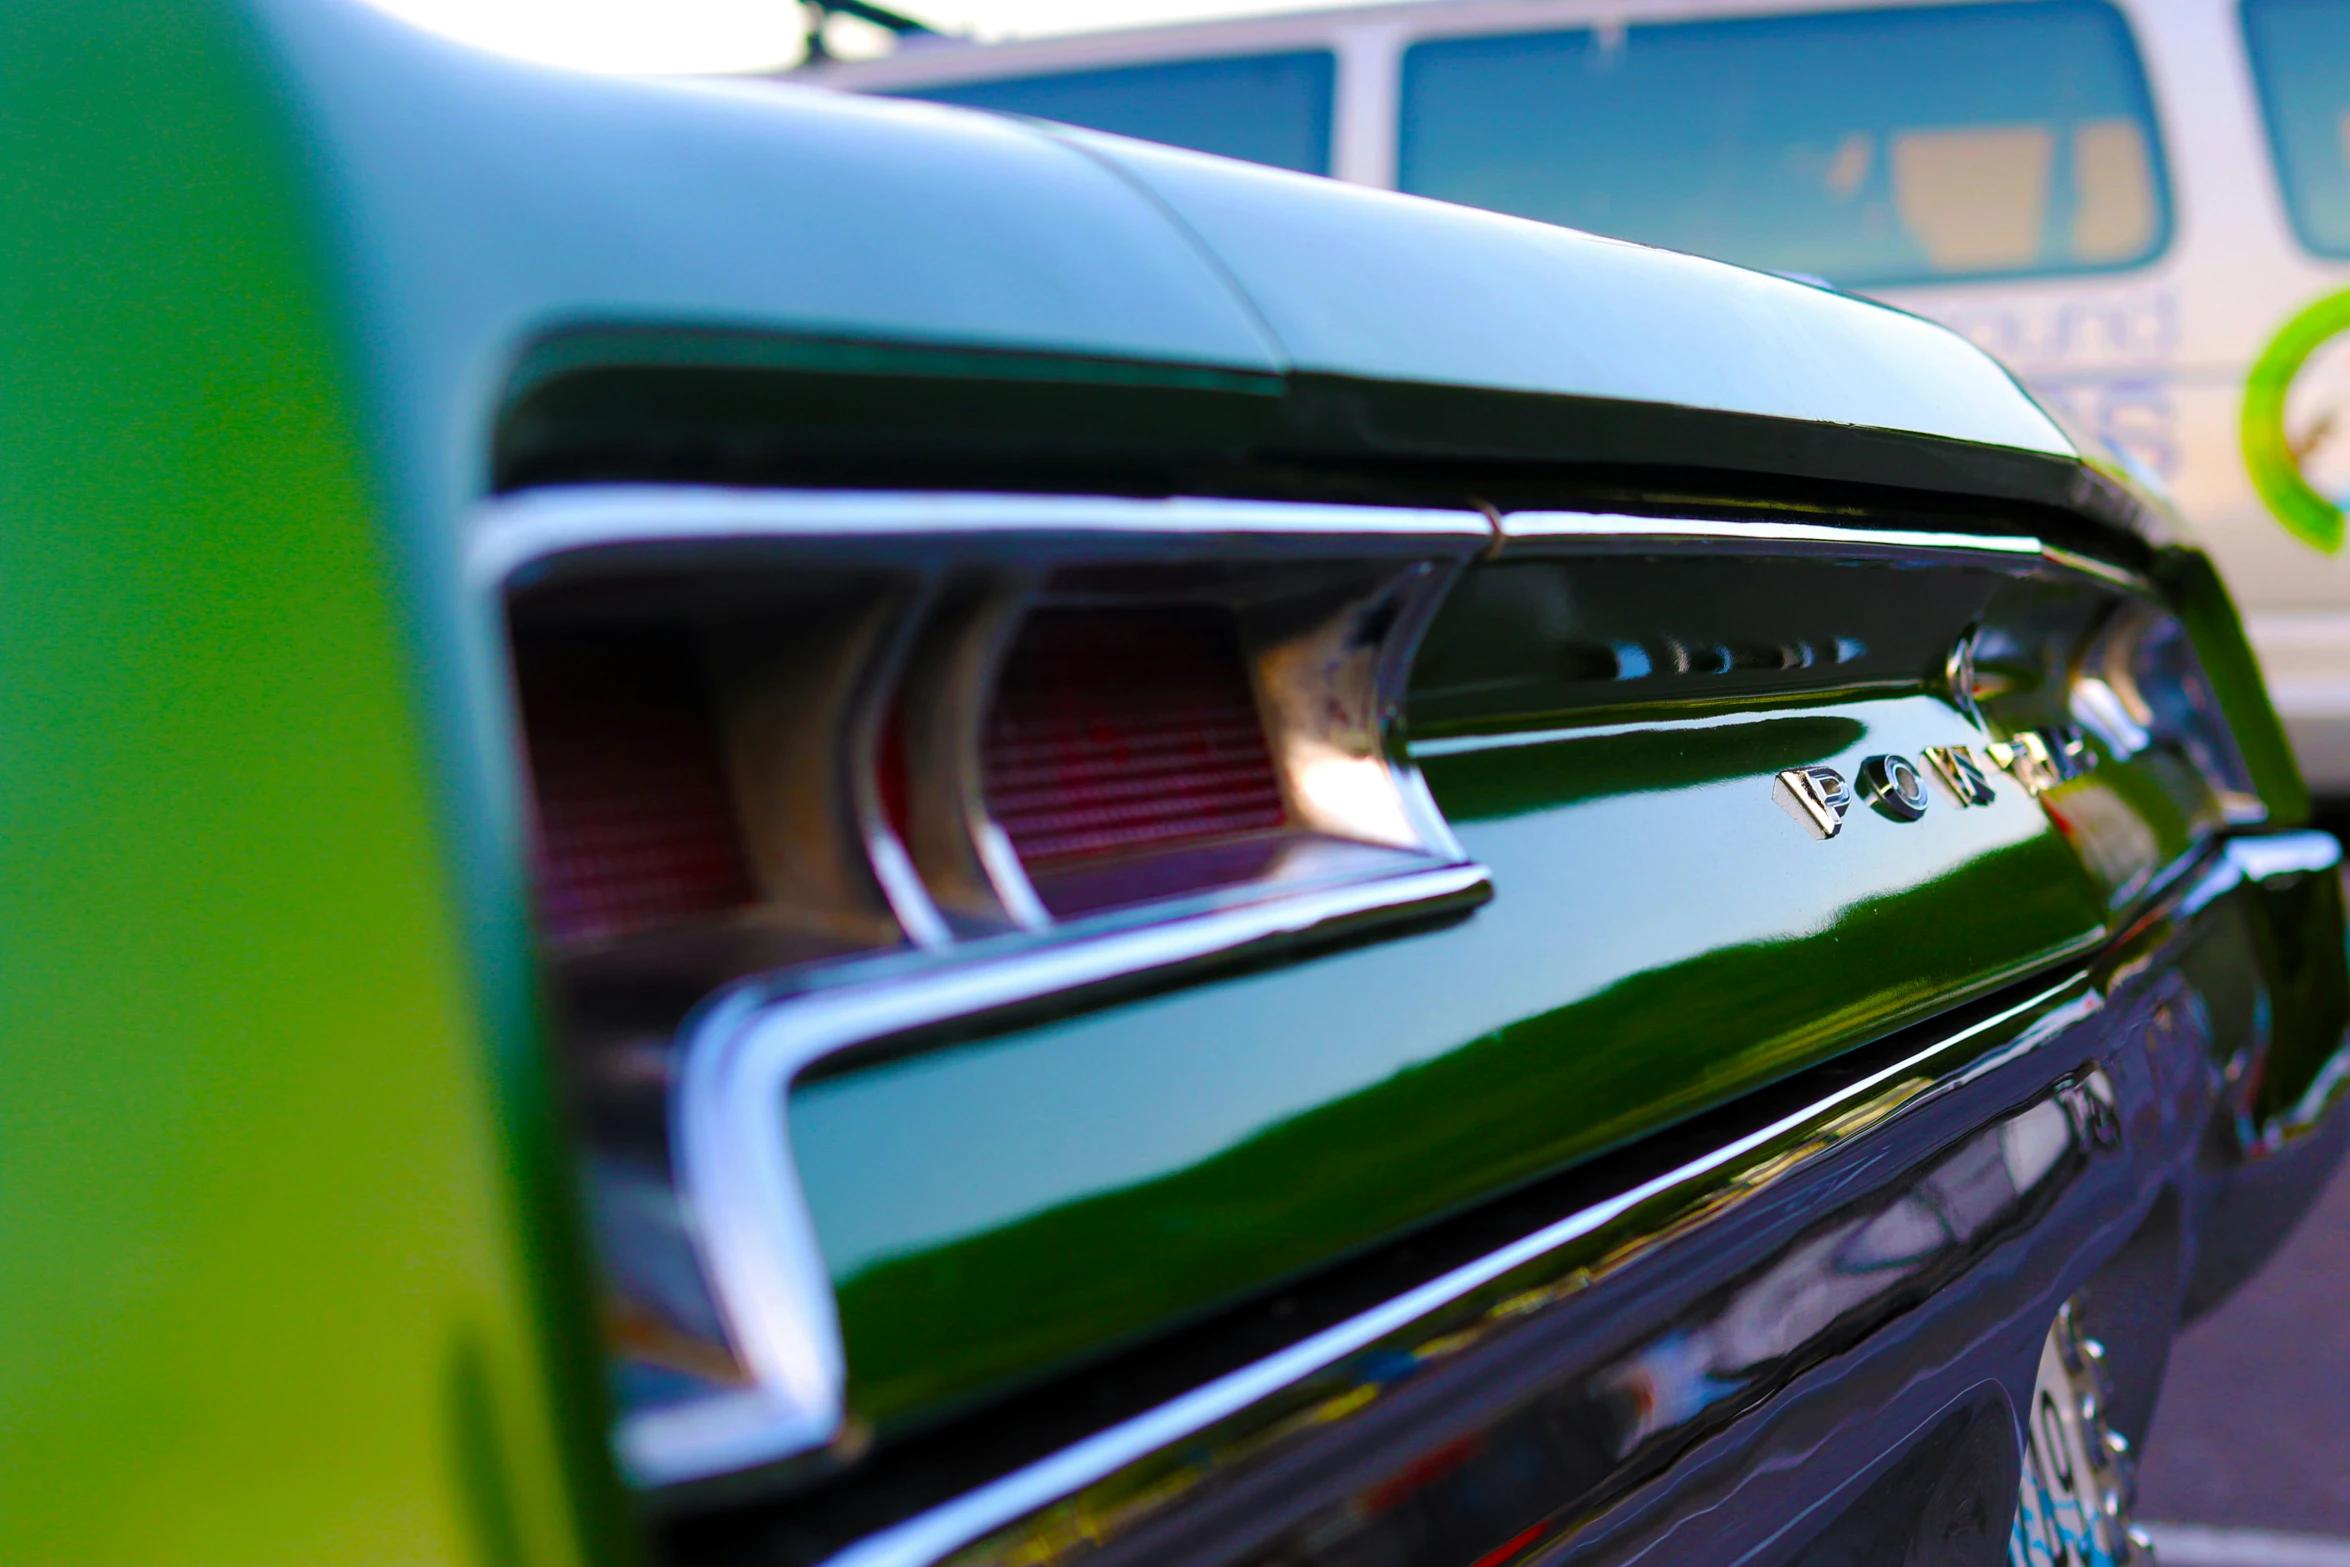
[2244,287,2350,553]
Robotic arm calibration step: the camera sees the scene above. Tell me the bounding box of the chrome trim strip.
[471,492,2147,596]
[1249,560,1469,858]
[1496,511,2151,591]
[2040,542,2151,592]
[467,488,1491,588]
[849,577,954,951]
[1497,511,2046,561]
[1378,561,1475,864]
[956,584,1051,930]
[815,971,2103,1567]
[896,575,1052,934]
[1411,704,1892,762]
[633,860,1494,1489]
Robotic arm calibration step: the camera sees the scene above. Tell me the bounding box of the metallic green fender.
[0,4,609,1563]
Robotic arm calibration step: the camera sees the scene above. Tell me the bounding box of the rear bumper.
[668,833,2350,1567]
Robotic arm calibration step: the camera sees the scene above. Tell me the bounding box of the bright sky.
[363,0,1375,75]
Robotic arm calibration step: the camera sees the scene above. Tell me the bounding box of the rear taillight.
[489,490,1491,1492]
[512,624,753,947]
[984,605,1286,874]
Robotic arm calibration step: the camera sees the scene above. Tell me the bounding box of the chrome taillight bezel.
[476,488,1496,1490]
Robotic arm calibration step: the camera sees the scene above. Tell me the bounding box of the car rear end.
[482,113,2350,1567]
[535,483,2346,1567]
[7,5,2347,1566]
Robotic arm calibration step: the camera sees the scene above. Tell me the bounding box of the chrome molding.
[706,587,911,946]
[849,578,954,951]
[2041,542,2149,593]
[1497,510,2150,592]
[1246,560,1472,862]
[1411,705,1894,762]
[1498,510,2042,561]
[637,859,1494,1489]
[805,968,2107,1567]
[896,576,1050,934]
[467,487,1493,590]
[471,492,2142,592]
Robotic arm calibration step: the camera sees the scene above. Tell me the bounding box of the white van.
[811,0,2350,791]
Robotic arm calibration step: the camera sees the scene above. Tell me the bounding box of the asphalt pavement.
[2135,1147,2350,1561]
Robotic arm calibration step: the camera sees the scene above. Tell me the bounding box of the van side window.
[2245,0,2350,257]
[895,52,1336,176]
[1398,1,2169,287]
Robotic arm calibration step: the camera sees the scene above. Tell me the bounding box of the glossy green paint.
[251,0,2097,518]
[792,693,2108,1427]
[1080,132,2072,457]
[0,4,603,1563]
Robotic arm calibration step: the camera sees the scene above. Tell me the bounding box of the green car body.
[3,4,2342,1566]
[0,9,620,1566]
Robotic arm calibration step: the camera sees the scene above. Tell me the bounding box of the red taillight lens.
[983,606,1286,869]
[512,624,754,946]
